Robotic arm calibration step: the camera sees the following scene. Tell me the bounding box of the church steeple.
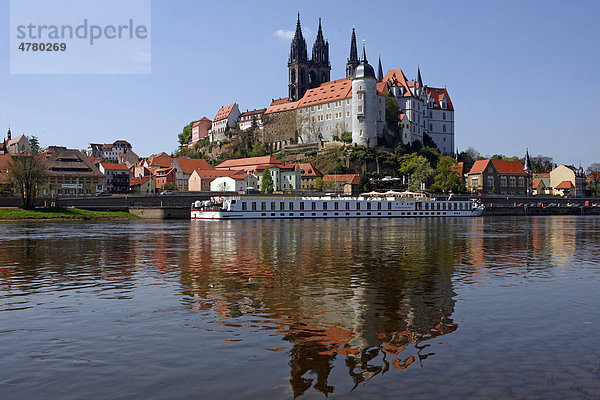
[312,18,329,67]
[524,148,532,172]
[7,127,11,141]
[289,12,308,63]
[417,67,423,88]
[377,55,383,81]
[346,28,359,78]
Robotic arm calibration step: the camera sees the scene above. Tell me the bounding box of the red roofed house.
[171,157,215,190]
[216,156,300,191]
[550,165,587,197]
[322,174,361,195]
[0,154,13,195]
[188,169,242,192]
[130,176,155,195]
[209,103,241,142]
[191,118,212,145]
[466,159,528,195]
[210,172,258,192]
[297,162,323,190]
[532,172,551,195]
[155,167,176,190]
[99,162,130,194]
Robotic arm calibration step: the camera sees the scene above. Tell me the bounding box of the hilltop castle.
[203,14,455,155]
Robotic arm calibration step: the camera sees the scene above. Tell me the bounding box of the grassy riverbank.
[0,207,137,221]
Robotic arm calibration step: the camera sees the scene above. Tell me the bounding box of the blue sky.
[1,0,599,167]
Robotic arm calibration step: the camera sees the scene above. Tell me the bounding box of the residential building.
[145,152,173,170]
[297,162,323,190]
[43,147,104,197]
[188,169,240,192]
[549,165,587,197]
[87,140,133,162]
[99,163,130,194]
[171,157,214,191]
[155,167,176,190]
[532,172,551,195]
[191,118,212,144]
[210,173,258,192]
[209,104,241,142]
[466,159,528,195]
[238,109,266,131]
[322,174,361,195]
[118,150,139,167]
[215,155,300,191]
[130,176,155,195]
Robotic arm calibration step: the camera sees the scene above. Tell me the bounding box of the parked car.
[160,190,173,195]
[97,192,112,197]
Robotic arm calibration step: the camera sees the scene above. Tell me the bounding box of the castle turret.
[351,45,378,146]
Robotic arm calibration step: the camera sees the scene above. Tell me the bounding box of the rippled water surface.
[1,217,599,399]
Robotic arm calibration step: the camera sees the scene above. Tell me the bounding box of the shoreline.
[0,207,139,222]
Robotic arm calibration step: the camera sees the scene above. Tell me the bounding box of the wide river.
[1,216,599,399]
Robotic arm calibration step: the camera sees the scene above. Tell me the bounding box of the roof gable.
[216,156,283,169]
[214,104,236,121]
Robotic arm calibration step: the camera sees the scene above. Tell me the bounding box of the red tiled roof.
[0,154,11,184]
[147,156,173,168]
[323,174,360,185]
[175,158,214,174]
[468,159,527,176]
[193,117,212,126]
[270,97,289,106]
[297,78,352,107]
[100,162,129,171]
[427,87,454,111]
[239,108,266,118]
[532,179,545,188]
[214,104,236,121]
[130,177,151,186]
[296,162,323,177]
[378,69,413,97]
[216,156,283,169]
[555,180,575,189]
[264,100,299,115]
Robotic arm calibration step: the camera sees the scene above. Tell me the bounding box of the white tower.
[351,45,378,146]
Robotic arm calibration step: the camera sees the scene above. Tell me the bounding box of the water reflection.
[1,217,600,398]
[181,219,461,396]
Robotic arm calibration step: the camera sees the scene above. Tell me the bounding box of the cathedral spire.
[290,13,307,62]
[417,66,423,88]
[7,126,11,141]
[362,43,367,63]
[346,28,359,78]
[377,55,383,81]
[312,17,329,67]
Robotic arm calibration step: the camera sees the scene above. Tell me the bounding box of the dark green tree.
[8,155,46,209]
[260,167,274,193]
[385,92,400,122]
[340,131,353,143]
[432,156,464,193]
[28,136,40,154]
[315,177,324,192]
[399,153,435,192]
[178,121,195,146]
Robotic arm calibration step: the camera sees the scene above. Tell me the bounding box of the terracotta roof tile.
[468,159,527,175]
[323,174,360,185]
[296,162,323,177]
[264,100,299,115]
[100,162,129,171]
[214,104,236,121]
[175,158,214,174]
[427,87,454,111]
[297,79,352,108]
[555,180,575,189]
[379,69,413,97]
[216,156,283,169]
[270,97,290,106]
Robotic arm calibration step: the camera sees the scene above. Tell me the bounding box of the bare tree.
[8,155,46,209]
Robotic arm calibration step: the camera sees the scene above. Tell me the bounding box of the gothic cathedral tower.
[288,14,331,101]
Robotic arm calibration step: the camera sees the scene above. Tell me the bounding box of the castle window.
[443,124,446,132]
[443,112,446,120]
[335,101,341,107]
[317,104,322,111]
[346,111,350,118]
[327,103,331,109]
[358,105,363,113]
[346,99,351,105]
[358,93,363,100]
[430,124,433,130]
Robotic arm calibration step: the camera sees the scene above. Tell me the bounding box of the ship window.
[271,213,275,216]
[261,213,266,216]
[388,203,392,210]
[289,202,294,210]
[300,202,305,210]
[377,202,382,210]
[312,202,316,210]
[242,202,247,211]
[366,203,371,210]
[357,202,360,210]
[425,203,429,210]
[334,202,338,210]
[346,202,350,210]
[323,202,327,210]
[280,202,285,210]
[261,202,266,211]
[251,202,256,211]
[271,202,275,210]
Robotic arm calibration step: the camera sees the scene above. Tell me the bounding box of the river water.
[1,217,599,399]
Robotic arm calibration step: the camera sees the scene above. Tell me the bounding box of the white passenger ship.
[191,191,484,220]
